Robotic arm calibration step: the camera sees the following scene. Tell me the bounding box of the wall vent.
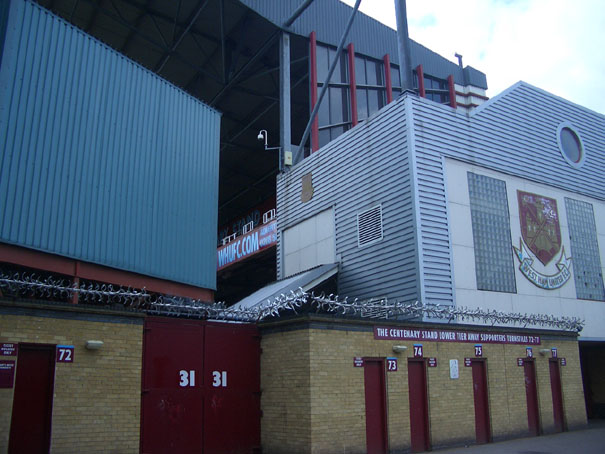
[357,205,383,247]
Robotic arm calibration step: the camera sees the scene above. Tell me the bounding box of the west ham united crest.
[513,191,572,290]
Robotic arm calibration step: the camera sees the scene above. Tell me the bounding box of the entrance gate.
[408,359,430,453]
[549,359,565,432]
[471,359,491,444]
[141,317,261,454]
[523,359,540,436]
[363,358,388,454]
[8,344,56,453]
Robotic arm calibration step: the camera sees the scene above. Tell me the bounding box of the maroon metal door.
[141,317,261,454]
[141,318,205,454]
[523,359,540,436]
[471,360,491,444]
[408,359,430,453]
[203,322,261,454]
[549,359,565,432]
[9,343,56,454]
[363,359,388,454]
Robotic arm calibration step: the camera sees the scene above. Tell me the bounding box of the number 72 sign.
[56,345,74,363]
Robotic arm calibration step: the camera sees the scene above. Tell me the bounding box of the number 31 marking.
[179,370,195,387]
[212,371,227,387]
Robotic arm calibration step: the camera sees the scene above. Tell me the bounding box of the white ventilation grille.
[357,205,383,247]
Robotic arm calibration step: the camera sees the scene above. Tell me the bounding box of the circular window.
[557,122,585,168]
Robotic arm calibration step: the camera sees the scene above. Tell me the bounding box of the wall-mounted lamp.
[85,340,104,350]
[392,345,408,353]
[539,348,551,356]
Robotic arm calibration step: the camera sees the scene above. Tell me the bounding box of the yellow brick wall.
[0,306,143,454]
[261,320,586,453]
[260,328,312,454]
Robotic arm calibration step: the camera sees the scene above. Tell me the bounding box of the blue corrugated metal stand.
[0,0,221,290]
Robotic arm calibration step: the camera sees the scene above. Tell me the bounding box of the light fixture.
[85,340,104,350]
[257,129,292,168]
[539,348,551,356]
[257,129,268,146]
[392,345,408,353]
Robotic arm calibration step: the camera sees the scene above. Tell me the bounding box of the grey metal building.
[274,82,605,420]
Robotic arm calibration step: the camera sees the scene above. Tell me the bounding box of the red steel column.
[383,54,393,103]
[447,74,457,108]
[309,31,319,152]
[347,43,358,126]
[416,64,425,98]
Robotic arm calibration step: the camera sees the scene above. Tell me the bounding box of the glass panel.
[366,59,378,85]
[355,56,366,85]
[367,88,381,116]
[328,48,347,83]
[316,45,329,83]
[330,126,345,141]
[329,87,349,124]
[317,92,330,126]
[318,128,330,149]
[565,198,605,301]
[467,172,517,293]
[357,89,368,121]
[391,65,401,88]
[375,61,384,85]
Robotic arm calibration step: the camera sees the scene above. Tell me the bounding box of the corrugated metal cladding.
[277,99,420,303]
[411,82,605,306]
[0,0,221,290]
[278,82,604,306]
[413,82,605,201]
[240,0,487,89]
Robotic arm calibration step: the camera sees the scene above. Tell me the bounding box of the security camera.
[257,132,264,141]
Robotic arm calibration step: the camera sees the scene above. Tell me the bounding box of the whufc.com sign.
[217,220,277,271]
[374,326,541,345]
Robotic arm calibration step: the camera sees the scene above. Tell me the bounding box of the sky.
[340,0,605,115]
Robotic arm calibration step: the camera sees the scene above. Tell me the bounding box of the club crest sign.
[513,191,572,290]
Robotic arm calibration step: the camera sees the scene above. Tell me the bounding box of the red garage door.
[141,318,261,454]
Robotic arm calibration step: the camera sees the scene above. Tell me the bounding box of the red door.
[141,318,205,453]
[549,359,565,432]
[408,359,430,453]
[203,322,261,454]
[363,359,388,454]
[523,359,540,436]
[9,343,56,454]
[471,360,491,444]
[141,317,261,454]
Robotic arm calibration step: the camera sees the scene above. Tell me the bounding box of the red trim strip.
[309,31,319,152]
[347,43,358,126]
[447,74,456,108]
[383,54,393,103]
[416,64,425,98]
[0,243,214,301]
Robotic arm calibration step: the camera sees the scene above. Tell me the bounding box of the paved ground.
[433,420,605,454]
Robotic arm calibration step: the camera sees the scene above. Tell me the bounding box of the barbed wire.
[0,272,149,305]
[0,272,584,332]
